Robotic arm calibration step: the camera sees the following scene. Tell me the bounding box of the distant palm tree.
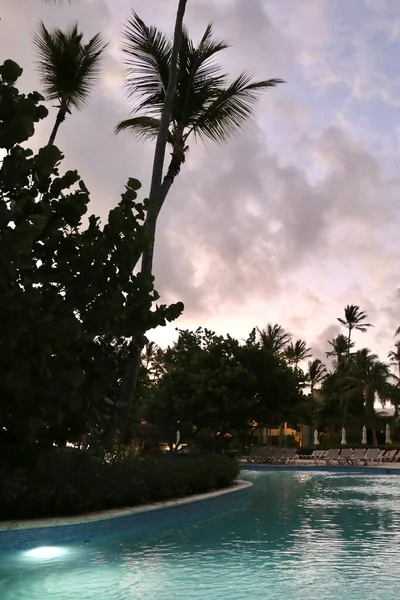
[308,358,327,395]
[350,349,391,446]
[142,341,159,371]
[337,305,373,355]
[326,333,354,370]
[116,13,283,220]
[33,22,107,145]
[285,339,312,369]
[257,323,291,355]
[388,342,400,378]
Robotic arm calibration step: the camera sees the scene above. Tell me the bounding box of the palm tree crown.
[257,323,291,355]
[388,341,400,378]
[33,21,107,144]
[308,358,327,393]
[116,13,283,213]
[326,333,354,369]
[337,305,373,346]
[285,339,312,368]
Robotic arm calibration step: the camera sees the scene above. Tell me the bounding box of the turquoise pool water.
[2,470,400,599]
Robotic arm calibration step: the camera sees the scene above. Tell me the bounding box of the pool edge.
[0,480,252,550]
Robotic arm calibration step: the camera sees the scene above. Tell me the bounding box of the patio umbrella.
[385,423,392,445]
[341,427,347,445]
[313,429,320,446]
[361,425,367,445]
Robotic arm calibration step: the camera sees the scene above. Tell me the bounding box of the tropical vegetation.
[2,0,400,523]
[33,22,107,145]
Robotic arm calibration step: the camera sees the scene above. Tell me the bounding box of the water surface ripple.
[2,470,400,599]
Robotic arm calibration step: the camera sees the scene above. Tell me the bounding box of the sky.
[1,0,400,366]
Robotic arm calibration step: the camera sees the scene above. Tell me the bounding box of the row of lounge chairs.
[247,446,299,464]
[247,447,400,466]
[309,448,400,466]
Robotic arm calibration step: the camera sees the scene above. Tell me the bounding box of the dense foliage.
[136,306,400,449]
[0,451,239,519]
[0,60,182,457]
[137,327,307,451]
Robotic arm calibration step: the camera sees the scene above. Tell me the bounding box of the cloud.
[1,0,400,365]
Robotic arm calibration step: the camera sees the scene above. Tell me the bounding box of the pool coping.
[0,479,252,533]
[241,464,400,474]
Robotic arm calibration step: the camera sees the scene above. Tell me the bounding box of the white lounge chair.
[324,449,339,464]
[283,448,299,464]
[382,450,398,462]
[349,448,366,465]
[362,448,382,465]
[337,448,354,465]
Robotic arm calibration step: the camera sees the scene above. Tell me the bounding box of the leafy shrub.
[0,450,239,520]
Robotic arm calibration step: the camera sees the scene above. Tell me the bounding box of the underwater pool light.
[25,546,68,559]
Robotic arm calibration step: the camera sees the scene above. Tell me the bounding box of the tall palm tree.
[116,13,283,223]
[33,22,107,146]
[337,305,373,355]
[285,339,312,369]
[350,349,391,446]
[308,358,327,395]
[118,0,188,444]
[257,323,291,355]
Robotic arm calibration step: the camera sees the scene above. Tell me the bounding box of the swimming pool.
[1,469,400,599]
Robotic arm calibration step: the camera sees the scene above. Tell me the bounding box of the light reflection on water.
[1,471,400,599]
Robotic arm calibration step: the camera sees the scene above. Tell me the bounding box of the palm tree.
[350,349,391,446]
[337,305,373,355]
[285,339,312,369]
[388,342,400,378]
[308,358,327,395]
[118,0,188,444]
[326,333,354,370]
[33,22,107,146]
[257,323,291,355]
[142,341,159,370]
[116,13,283,223]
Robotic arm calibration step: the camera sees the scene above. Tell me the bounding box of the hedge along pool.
[1,470,400,599]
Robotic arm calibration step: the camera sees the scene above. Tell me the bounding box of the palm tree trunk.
[341,329,352,427]
[117,337,144,443]
[156,153,183,218]
[47,105,67,146]
[118,0,187,445]
[128,154,184,271]
[365,386,378,447]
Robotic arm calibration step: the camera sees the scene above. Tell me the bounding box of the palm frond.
[122,12,172,111]
[115,116,173,143]
[176,24,229,125]
[354,324,373,332]
[33,21,107,109]
[190,74,284,143]
[180,24,229,94]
